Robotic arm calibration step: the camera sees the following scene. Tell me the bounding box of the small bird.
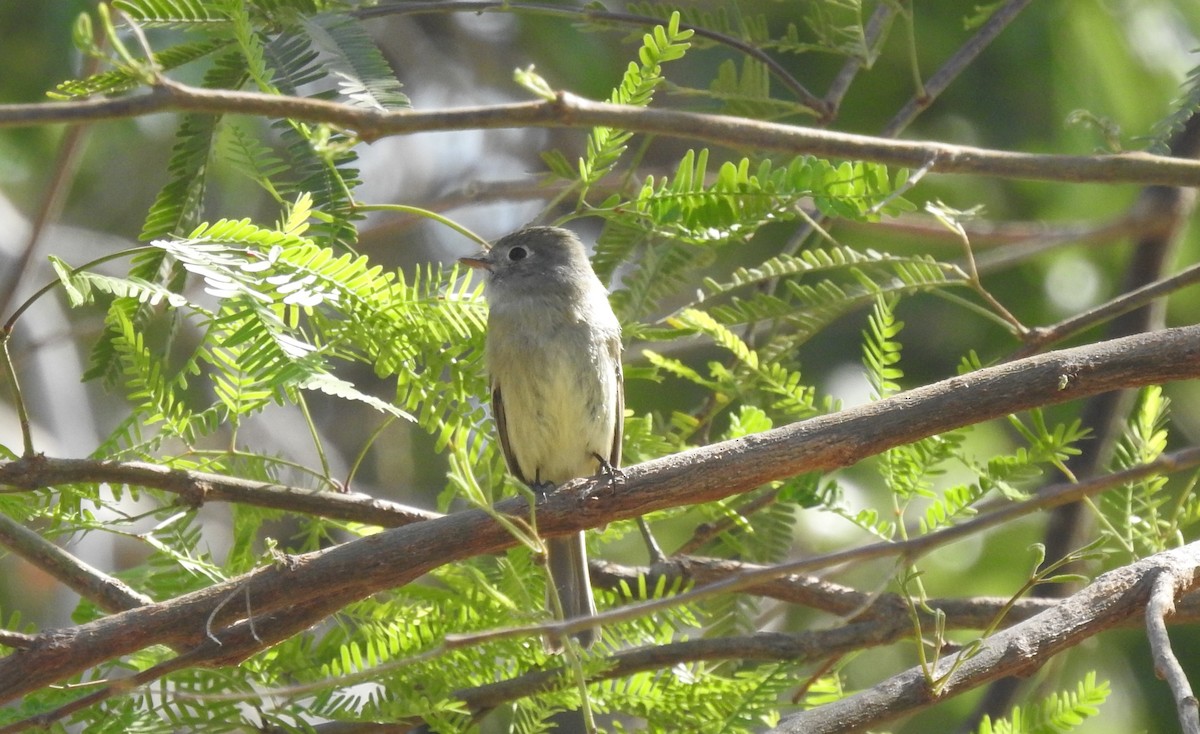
[460,226,623,651]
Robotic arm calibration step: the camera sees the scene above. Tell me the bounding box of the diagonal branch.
[0,325,1198,704]
[458,584,1200,717]
[0,512,151,613]
[592,557,1063,624]
[771,541,1200,733]
[882,0,1035,137]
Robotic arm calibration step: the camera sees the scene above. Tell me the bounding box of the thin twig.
[352,1,828,117]
[0,456,439,527]
[882,0,1036,137]
[971,216,1136,271]
[1146,571,1200,734]
[847,212,1129,252]
[3,246,159,334]
[1014,260,1200,359]
[590,557,1068,626]
[927,202,1028,336]
[0,124,92,321]
[823,2,899,120]
[0,29,101,320]
[0,339,33,457]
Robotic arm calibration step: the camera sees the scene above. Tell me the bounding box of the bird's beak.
[458,254,492,271]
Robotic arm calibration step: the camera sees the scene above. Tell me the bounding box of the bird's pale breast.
[488,297,619,485]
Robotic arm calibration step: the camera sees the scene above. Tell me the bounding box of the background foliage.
[1,0,1200,732]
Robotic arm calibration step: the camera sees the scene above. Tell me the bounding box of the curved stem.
[2,246,158,334]
[0,338,33,458]
[344,414,396,492]
[355,203,489,247]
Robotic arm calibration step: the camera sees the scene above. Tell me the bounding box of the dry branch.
[771,542,1200,733]
[0,458,438,527]
[3,83,1200,187]
[1146,571,1200,734]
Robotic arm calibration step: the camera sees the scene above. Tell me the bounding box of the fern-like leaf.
[300,14,409,110]
[112,0,228,26]
[578,11,693,191]
[141,51,249,240]
[1101,385,1175,557]
[50,39,230,99]
[978,671,1109,733]
[862,294,903,398]
[1149,60,1200,154]
[669,58,815,119]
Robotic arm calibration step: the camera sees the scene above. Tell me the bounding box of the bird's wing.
[491,382,527,484]
[610,337,624,469]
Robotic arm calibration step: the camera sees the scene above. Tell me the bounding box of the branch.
[1014,260,1200,358]
[1146,570,1200,734]
[590,558,1066,626]
[0,630,36,650]
[770,542,1200,733]
[352,1,827,117]
[0,511,151,613]
[458,583,1200,717]
[458,624,912,715]
[882,0,1034,136]
[0,325,1199,703]
[6,83,1200,187]
[0,457,439,527]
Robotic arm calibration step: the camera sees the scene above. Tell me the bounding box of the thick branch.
[0,325,1198,702]
[771,542,1200,733]
[4,84,1200,187]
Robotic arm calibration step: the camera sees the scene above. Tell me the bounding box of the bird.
[459,226,623,651]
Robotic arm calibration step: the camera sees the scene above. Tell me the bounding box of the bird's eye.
[508,246,527,261]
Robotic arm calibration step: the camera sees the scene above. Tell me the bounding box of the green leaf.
[141,51,249,241]
[862,294,904,398]
[50,38,230,99]
[1101,385,1178,558]
[300,14,409,110]
[977,671,1109,733]
[112,0,228,26]
[578,11,692,191]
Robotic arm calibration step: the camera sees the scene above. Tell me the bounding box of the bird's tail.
[545,532,597,652]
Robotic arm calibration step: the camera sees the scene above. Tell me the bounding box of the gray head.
[459,226,596,297]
